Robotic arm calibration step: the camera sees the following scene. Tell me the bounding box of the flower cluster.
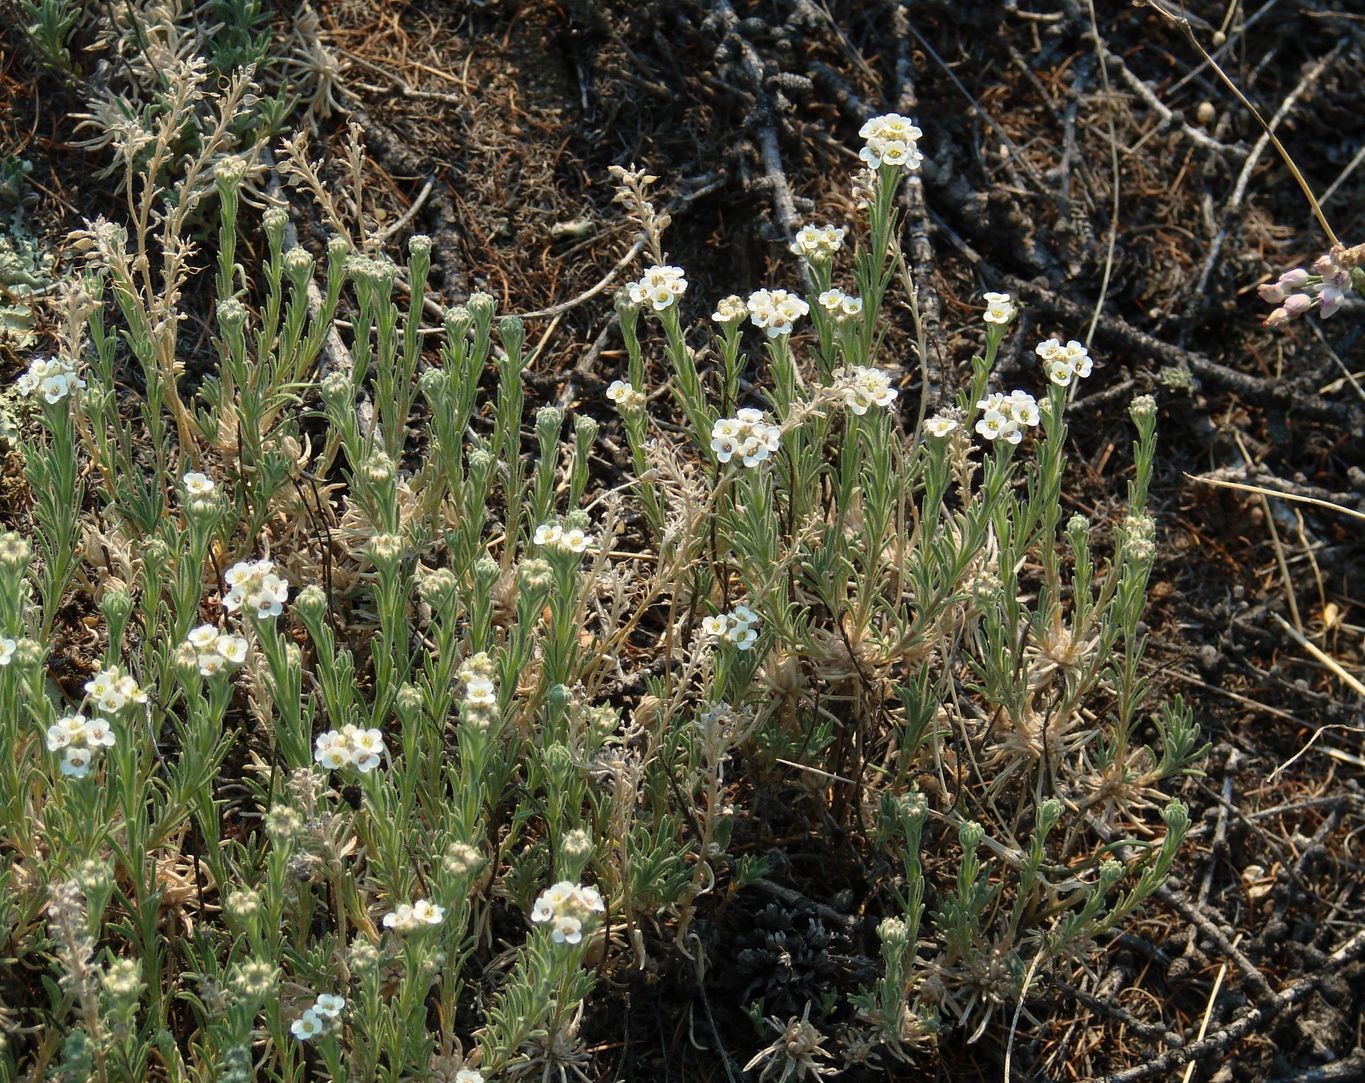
[530,880,605,945]
[1035,338,1094,387]
[459,652,499,728]
[1261,246,1362,325]
[975,391,1040,444]
[183,625,249,677]
[816,288,864,320]
[606,379,646,411]
[858,113,924,171]
[832,366,899,414]
[84,664,148,714]
[46,714,115,778]
[790,223,846,262]
[702,605,760,650]
[16,356,86,403]
[222,559,290,619]
[290,993,346,1041]
[533,521,595,555]
[0,531,32,570]
[746,288,810,338]
[983,291,1016,326]
[711,408,782,467]
[711,295,748,325]
[626,264,687,311]
[382,898,445,933]
[313,725,385,773]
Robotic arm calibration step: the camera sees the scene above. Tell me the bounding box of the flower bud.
[1256,282,1286,304]
[1278,268,1310,290]
[535,405,564,443]
[262,206,289,234]
[408,234,432,258]
[1128,394,1156,424]
[467,291,496,320]
[294,584,328,622]
[498,315,526,357]
[1282,293,1312,316]
[958,820,985,852]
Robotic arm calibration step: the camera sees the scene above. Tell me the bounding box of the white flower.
[533,523,563,548]
[706,606,762,650]
[626,264,687,311]
[1037,337,1094,386]
[859,113,924,171]
[215,635,248,665]
[606,379,646,411]
[84,718,116,747]
[841,295,864,317]
[187,624,219,650]
[455,1071,485,1083]
[222,559,289,620]
[314,726,385,773]
[924,415,958,438]
[312,993,346,1018]
[711,410,781,466]
[16,356,85,403]
[817,288,846,314]
[732,626,758,651]
[974,408,1016,444]
[411,899,446,925]
[61,746,93,778]
[383,897,444,933]
[530,881,604,946]
[982,291,1015,326]
[975,391,1039,444]
[561,528,593,554]
[290,1010,324,1040]
[465,677,496,705]
[833,366,898,414]
[746,288,809,338]
[790,224,846,261]
[182,472,215,497]
[0,638,15,666]
[46,723,74,750]
[711,295,748,324]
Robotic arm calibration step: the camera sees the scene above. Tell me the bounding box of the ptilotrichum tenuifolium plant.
[0,42,1204,1081]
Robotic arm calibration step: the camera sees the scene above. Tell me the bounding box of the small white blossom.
[182,472,216,497]
[924,415,958,438]
[790,223,846,261]
[383,897,445,933]
[982,291,1015,326]
[47,713,114,779]
[455,1071,485,1083]
[974,391,1040,445]
[858,113,924,171]
[83,665,147,713]
[312,993,346,1018]
[290,1010,324,1041]
[530,880,605,947]
[833,366,898,415]
[1036,338,1095,386]
[626,264,687,311]
[16,356,85,403]
[313,725,386,774]
[746,288,809,338]
[535,521,596,556]
[711,409,781,467]
[181,624,249,678]
[606,379,646,411]
[711,295,748,324]
[0,638,15,666]
[704,606,761,650]
[222,559,290,620]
